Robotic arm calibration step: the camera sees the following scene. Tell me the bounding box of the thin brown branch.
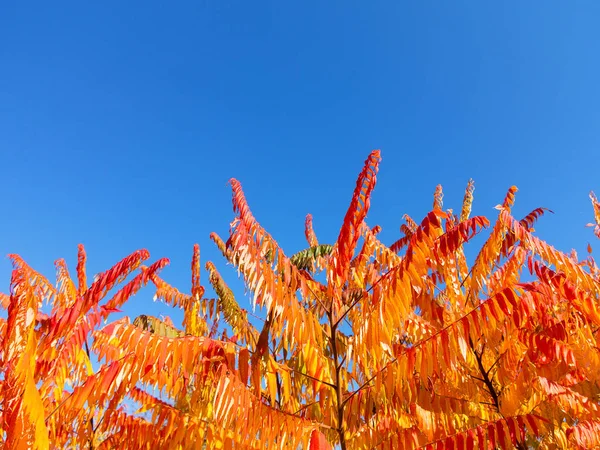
[329,311,348,450]
[290,368,336,390]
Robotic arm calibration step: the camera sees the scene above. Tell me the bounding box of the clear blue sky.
[1,2,598,325]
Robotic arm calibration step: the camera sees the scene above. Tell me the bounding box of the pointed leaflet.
[433,184,443,211]
[355,285,525,409]
[133,314,183,338]
[357,222,400,274]
[309,429,332,450]
[305,214,319,247]
[93,318,237,396]
[356,210,447,364]
[151,274,193,309]
[433,216,489,262]
[420,415,545,449]
[500,207,552,258]
[8,254,56,302]
[212,366,314,448]
[54,259,77,311]
[84,249,150,310]
[225,178,318,316]
[567,420,600,449]
[191,243,202,299]
[432,215,490,308]
[38,255,169,396]
[206,261,258,346]
[468,186,518,300]
[389,215,419,254]
[102,258,169,317]
[239,348,250,385]
[2,269,50,449]
[77,243,87,295]
[525,259,600,327]
[185,244,205,336]
[290,244,334,272]
[350,224,387,289]
[327,150,381,310]
[504,210,600,296]
[460,179,475,222]
[537,376,598,417]
[389,233,412,254]
[210,231,228,258]
[225,178,329,370]
[0,291,9,309]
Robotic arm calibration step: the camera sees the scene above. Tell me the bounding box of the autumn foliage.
[1,151,600,449]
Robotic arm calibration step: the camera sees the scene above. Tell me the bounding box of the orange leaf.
[239,348,249,385]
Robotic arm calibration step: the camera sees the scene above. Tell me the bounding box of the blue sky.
[1,2,599,326]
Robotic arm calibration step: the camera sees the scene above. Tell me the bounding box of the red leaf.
[328,150,381,297]
[525,415,540,436]
[239,348,249,385]
[143,364,154,376]
[309,430,331,450]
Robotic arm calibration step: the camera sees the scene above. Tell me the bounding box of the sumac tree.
[1,151,600,449]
